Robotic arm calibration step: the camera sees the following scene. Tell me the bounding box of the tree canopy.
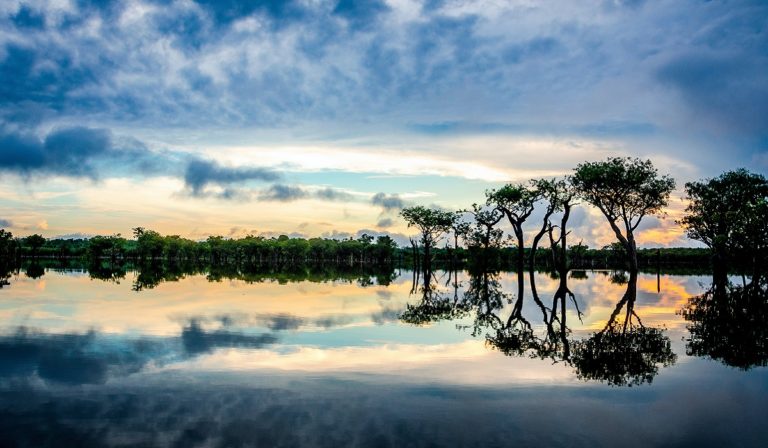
[572,157,675,269]
[679,168,768,268]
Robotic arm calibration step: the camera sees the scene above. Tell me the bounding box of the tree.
[572,157,675,271]
[529,177,577,271]
[133,227,165,261]
[0,229,16,259]
[400,206,455,270]
[466,204,505,252]
[486,183,538,273]
[679,169,768,277]
[23,234,46,258]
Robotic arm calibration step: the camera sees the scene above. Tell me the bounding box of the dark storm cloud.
[184,159,281,196]
[656,51,768,133]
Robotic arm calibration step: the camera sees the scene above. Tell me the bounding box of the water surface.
[0,265,765,447]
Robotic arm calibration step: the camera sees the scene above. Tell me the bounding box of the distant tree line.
[0,228,399,266]
[1,158,765,274]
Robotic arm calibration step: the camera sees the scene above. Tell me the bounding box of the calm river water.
[0,264,766,447]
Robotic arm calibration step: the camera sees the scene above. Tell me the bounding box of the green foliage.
[400,206,455,246]
[680,169,768,266]
[485,183,538,220]
[572,158,675,229]
[466,204,505,250]
[23,234,46,256]
[530,177,575,214]
[0,229,18,259]
[87,234,127,260]
[572,157,675,268]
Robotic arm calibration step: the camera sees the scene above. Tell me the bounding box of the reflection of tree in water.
[87,260,127,283]
[482,268,578,362]
[571,273,676,387]
[681,276,768,370]
[399,270,472,326]
[401,268,677,386]
[130,262,397,291]
[24,263,45,279]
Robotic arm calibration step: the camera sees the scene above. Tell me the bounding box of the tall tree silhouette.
[400,206,455,271]
[486,183,538,298]
[680,168,768,280]
[23,234,46,258]
[572,157,675,272]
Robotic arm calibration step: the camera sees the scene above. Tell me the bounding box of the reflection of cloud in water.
[0,323,278,385]
[0,370,766,448]
[182,320,277,356]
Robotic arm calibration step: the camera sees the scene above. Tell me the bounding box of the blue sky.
[0,0,766,246]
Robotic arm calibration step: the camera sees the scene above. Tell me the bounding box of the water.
[0,265,766,447]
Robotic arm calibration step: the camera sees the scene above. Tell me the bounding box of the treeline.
[2,159,765,274]
[0,228,399,265]
[400,159,767,275]
[1,226,712,271]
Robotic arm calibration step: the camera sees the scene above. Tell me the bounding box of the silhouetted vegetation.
[680,168,768,280]
[3,162,765,281]
[681,274,768,370]
[572,157,675,272]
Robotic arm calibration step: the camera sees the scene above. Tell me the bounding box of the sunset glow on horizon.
[1,1,766,248]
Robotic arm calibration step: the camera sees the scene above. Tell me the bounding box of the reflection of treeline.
[130,260,397,290]
[7,258,398,291]
[681,274,768,370]
[401,245,713,271]
[401,269,677,387]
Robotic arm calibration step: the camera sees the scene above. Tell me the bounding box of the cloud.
[0,218,12,227]
[315,187,354,201]
[256,184,357,203]
[371,192,405,212]
[376,218,394,228]
[258,184,308,202]
[0,126,172,179]
[657,51,768,134]
[181,320,277,356]
[184,159,281,195]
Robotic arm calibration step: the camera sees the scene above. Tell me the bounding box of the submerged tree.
[572,157,675,272]
[466,204,505,265]
[529,177,577,271]
[400,206,455,270]
[486,183,538,274]
[679,168,768,278]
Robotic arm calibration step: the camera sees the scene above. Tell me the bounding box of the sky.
[0,0,766,248]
